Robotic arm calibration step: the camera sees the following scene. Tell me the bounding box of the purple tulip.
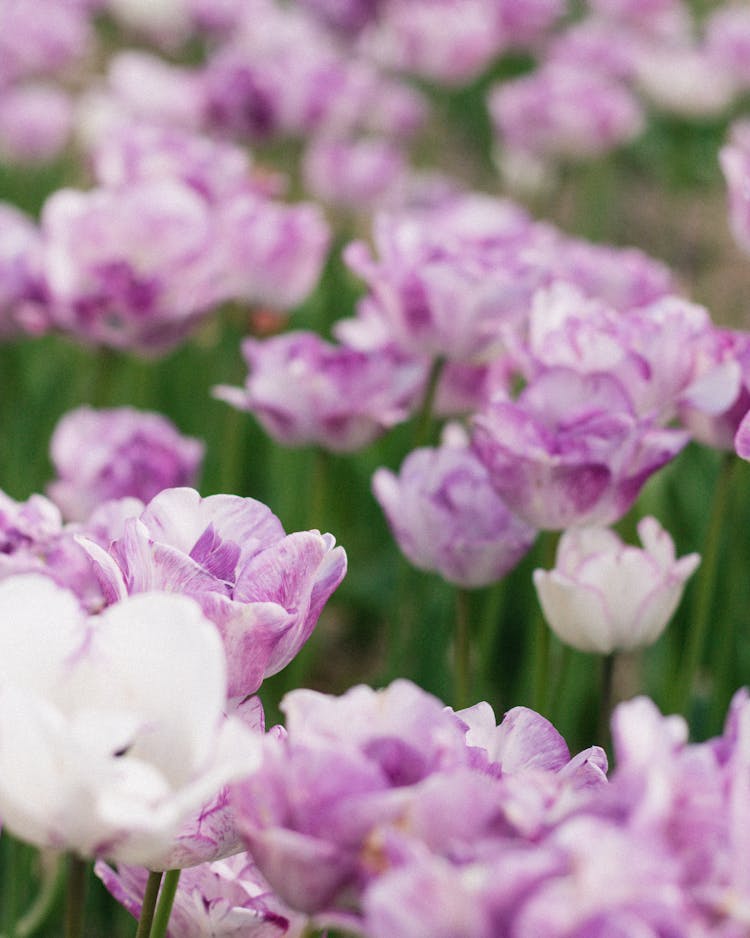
[0,83,72,164]
[231,679,605,917]
[78,487,347,698]
[721,120,750,256]
[39,180,224,353]
[47,406,204,522]
[214,332,424,452]
[472,368,690,529]
[489,64,644,165]
[372,425,537,587]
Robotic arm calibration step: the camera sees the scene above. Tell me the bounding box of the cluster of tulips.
[2,0,750,935]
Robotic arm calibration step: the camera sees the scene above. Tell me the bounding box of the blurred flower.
[78,487,347,698]
[372,424,536,587]
[472,368,690,530]
[0,83,72,163]
[214,332,424,452]
[90,122,282,202]
[302,136,407,211]
[360,0,508,86]
[47,405,204,522]
[76,51,205,149]
[0,202,43,336]
[217,195,330,310]
[512,284,730,425]
[533,517,700,653]
[103,0,193,48]
[0,0,93,86]
[586,0,691,40]
[705,5,750,90]
[0,489,104,609]
[489,64,644,166]
[0,575,258,864]
[298,0,382,36]
[39,181,223,353]
[634,41,737,119]
[721,120,750,255]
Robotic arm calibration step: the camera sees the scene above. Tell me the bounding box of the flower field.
[2,0,750,935]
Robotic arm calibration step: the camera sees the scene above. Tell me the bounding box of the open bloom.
[0,575,258,865]
[47,406,204,522]
[231,679,605,918]
[533,517,700,654]
[214,332,424,452]
[472,368,689,529]
[39,180,223,353]
[78,488,347,698]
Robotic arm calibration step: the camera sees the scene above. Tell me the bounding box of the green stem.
[63,855,87,938]
[531,532,559,714]
[477,580,505,701]
[219,405,245,497]
[672,453,735,715]
[90,346,121,408]
[134,872,163,938]
[413,357,446,447]
[1,834,19,938]
[597,653,616,748]
[308,447,328,531]
[454,588,472,709]
[149,869,180,938]
[16,852,65,938]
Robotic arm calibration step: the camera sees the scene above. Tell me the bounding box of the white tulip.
[533,518,700,654]
[0,575,259,865]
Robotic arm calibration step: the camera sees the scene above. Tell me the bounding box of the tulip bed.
[2,0,750,936]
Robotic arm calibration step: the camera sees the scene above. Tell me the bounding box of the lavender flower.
[302,136,407,211]
[39,180,223,353]
[472,368,690,529]
[231,679,605,917]
[78,487,347,698]
[372,425,537,587]
[706,5,750,90]
[47,406,204,522]
[360,0,508,86]
[214,332,424,452]
[0,83,72,163]
[0,0,93,86]
[89,123,277,203]
[217,196,330,310]
[0,489,104,610]
[489,64,644,166]
[0,202,42,336]
[721,120,750,255]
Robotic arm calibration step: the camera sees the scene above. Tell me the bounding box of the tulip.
[533,517,700,654]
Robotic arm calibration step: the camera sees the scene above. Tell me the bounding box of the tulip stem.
[597,653,616,747]
[531,532,559,714]
[149,869,180,938]
[63,855,87,938]
[134,871,163,938]
[16,851,65,938]
[414,357,446,447]
[454,588,472,709]
[673,452,735,716]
